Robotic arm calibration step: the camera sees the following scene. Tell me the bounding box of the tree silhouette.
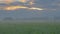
[3,17,13,21]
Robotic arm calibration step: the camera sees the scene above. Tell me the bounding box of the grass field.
[0,21,60,34]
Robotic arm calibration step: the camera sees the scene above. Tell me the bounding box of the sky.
[0,0,60,20]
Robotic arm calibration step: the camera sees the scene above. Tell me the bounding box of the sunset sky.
[0,0,60,20]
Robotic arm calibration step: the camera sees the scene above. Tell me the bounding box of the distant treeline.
[3,17,60,21]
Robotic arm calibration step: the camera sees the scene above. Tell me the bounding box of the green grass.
[0,21,60,34]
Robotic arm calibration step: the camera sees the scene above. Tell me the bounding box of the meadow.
[0,21,60,34]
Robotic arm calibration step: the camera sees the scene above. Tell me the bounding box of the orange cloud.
[4,6,44,11]
[19,0,27,3]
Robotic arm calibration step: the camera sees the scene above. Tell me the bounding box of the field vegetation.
[0,21,60,34]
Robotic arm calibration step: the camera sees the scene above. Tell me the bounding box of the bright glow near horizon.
[4,6,44,11]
